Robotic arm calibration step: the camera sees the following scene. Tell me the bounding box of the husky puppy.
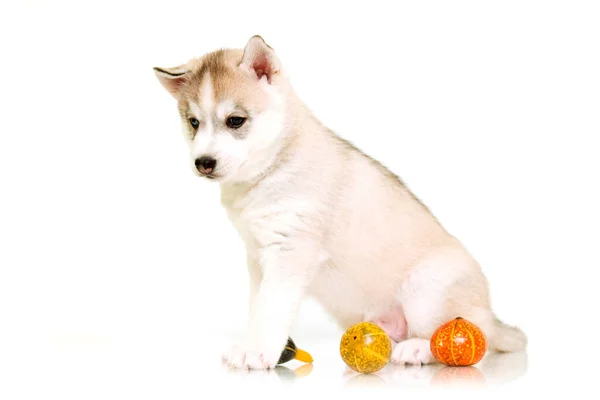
[153,36,527,369]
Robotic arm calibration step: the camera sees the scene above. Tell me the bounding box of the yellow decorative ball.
[339,322,392,374]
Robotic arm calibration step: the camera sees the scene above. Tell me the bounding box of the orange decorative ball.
[430,317,487,366]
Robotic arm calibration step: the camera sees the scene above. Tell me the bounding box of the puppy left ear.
[153,65,190,98]
[241,35,281,84]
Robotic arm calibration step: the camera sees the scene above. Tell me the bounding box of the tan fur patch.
[177,49,270,121]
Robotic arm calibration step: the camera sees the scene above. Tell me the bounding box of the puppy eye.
[189,117,200,129]
[226,116,246,129]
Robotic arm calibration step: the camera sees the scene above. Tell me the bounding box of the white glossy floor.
[1,332,533,399]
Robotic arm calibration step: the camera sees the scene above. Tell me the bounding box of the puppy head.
[154,36,287,183]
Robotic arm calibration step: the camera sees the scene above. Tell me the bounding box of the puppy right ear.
[153,66,190,98]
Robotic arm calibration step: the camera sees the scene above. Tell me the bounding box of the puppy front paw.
[223,336,286,370]
[221,342,243,366]
[391,338,435,366]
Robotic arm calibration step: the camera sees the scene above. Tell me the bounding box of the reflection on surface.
[275,363,314,381]
[342,351,528,388]
[219,350,527,388]
[430,365,486,387]
[220,362,314,384]
[344,372,387,387]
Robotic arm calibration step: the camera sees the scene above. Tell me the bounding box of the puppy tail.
[488,316,527,353]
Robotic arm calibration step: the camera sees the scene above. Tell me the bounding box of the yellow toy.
[339,322,392,374]
[278,337,313,365]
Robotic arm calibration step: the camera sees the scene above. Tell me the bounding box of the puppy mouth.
[201,172,220,180]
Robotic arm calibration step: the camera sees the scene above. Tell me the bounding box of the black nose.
[195,156,217,173]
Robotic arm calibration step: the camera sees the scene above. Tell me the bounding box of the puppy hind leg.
[392,245,494,365]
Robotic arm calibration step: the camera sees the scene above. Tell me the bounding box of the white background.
[1,0,599,399]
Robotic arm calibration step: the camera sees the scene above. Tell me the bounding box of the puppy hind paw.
[391,338,435,366]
